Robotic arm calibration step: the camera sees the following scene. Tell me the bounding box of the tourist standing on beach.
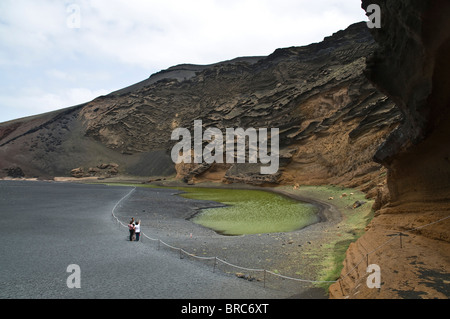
[128,218,135,241]
[135,220,141,241]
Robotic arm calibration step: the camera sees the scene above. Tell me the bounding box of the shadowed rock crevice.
[329,0,450,299]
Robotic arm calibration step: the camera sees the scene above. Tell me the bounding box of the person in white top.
[135,220,141,241]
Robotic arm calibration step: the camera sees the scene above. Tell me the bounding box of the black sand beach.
[0,180,301,299]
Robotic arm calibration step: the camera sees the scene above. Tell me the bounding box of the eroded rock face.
[70,163,119,178]
[79,22,400,190]
[0,22,400,194]
[330,0,450,299]
[363,0,450,205]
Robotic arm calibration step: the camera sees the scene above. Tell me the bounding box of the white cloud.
[69,0,368,67]
[46,69,76,82]
[1,0,368,67]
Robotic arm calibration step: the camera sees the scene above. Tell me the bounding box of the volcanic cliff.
[1,2,446,299]
[0,22,400,197]
[329,0,450,299]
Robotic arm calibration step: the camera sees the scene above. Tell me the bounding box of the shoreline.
[152,180,343,230]
[2,177,371,298]
[101,178,361,297]
[133,179,372,296]
[171,185,330,236]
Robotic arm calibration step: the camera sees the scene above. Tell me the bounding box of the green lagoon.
[176,187,320,236]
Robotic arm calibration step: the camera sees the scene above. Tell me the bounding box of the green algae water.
[177,187,320,236]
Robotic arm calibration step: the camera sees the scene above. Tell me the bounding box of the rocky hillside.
[329,0,450,299]
[0,22,401,195]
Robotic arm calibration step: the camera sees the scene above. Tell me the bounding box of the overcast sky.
[0,0,368,123]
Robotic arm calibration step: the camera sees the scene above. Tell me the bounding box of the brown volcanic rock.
[70,167,84,178]
[1,22,400,195]
[79,22,400,190]
[330,0,450,299]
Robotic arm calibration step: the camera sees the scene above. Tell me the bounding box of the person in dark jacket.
[128,218,135,241]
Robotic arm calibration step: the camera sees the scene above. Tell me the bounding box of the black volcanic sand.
[110,183,343,298]
[0,180,298,299]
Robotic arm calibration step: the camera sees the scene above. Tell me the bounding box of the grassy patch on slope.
[279,185,374,290]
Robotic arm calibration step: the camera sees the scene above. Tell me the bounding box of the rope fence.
[110,186,450,294]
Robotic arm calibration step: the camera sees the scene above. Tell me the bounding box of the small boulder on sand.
[352,200,366,209]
